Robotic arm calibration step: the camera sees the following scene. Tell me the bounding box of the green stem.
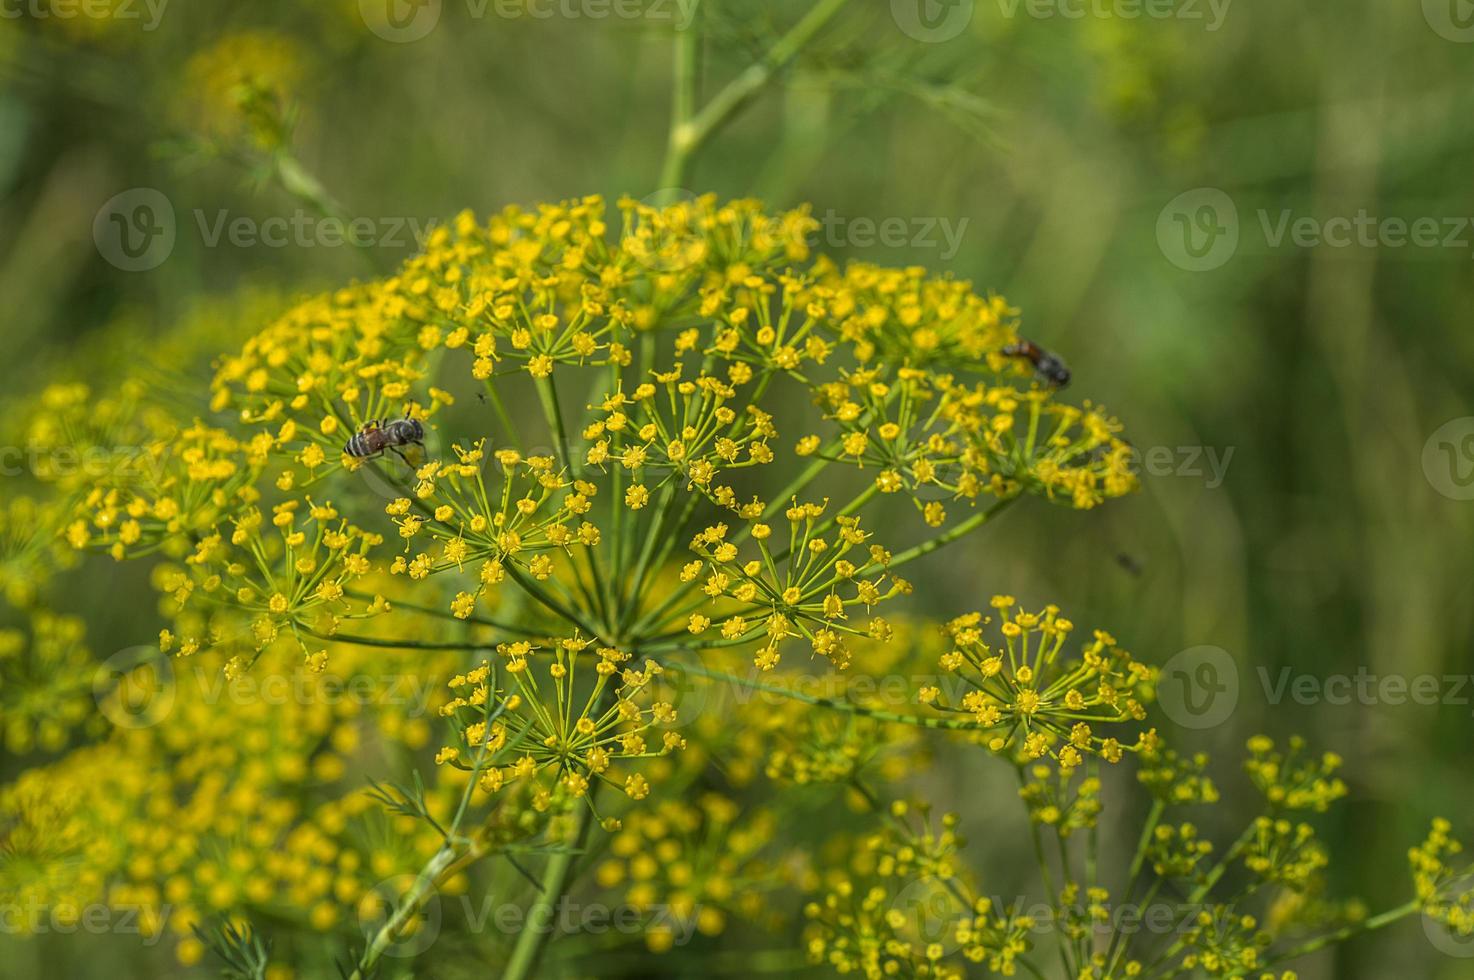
[499,788,599,980]
[653,658,985,731]
[1103,797,1164,974]
[659,0,702,188]
[305,629,496,651]
[887,496,1016,571]
[536,375,610,627]
[1262,900,1419,968]
[660,0,854,187]
[273,151,382,271]
[349,844,462,980]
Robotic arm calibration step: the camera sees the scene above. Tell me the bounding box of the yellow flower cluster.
[181,31,304,150]
[803,801,1032,979]
[1243,735,1346,812]
[0,640,457,966]
[920,597,1152,766]
[0,610,99,752]
[1411,818,1474,940]
[438,638,684,816]
[387,445,595,602]
[594,794,784,951]
[154,497,385,669]
[7,191,1449,980]
[684,503,908,671]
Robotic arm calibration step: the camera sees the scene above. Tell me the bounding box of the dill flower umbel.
[438,638,683,815]
[919,598,1152,767]
[4,191,1454,980]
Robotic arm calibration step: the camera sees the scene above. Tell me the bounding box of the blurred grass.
[3,0,1474,975]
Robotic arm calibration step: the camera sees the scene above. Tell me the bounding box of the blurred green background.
[3,0,1474,976]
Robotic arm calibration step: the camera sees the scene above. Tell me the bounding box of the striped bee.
[1003,338,1071,388]
[344,414,425,463]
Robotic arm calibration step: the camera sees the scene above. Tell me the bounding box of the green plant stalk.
[536,375,611,626]
[352,704,509,980]
[659,0,702,188]
[655,658,989,732]
[888,496,1016,570]
[1138,821,1263,977]
[1015,764,1075,978]
[617,478,679,632]
[659,0,855,187]
[1262,899,1419,968]
[1103,797,1165,973]
[349,844,462,980]
[499,784,599,980]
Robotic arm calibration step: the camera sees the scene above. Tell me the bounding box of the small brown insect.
[344,415,425,462]
[1003,338,1071,388]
